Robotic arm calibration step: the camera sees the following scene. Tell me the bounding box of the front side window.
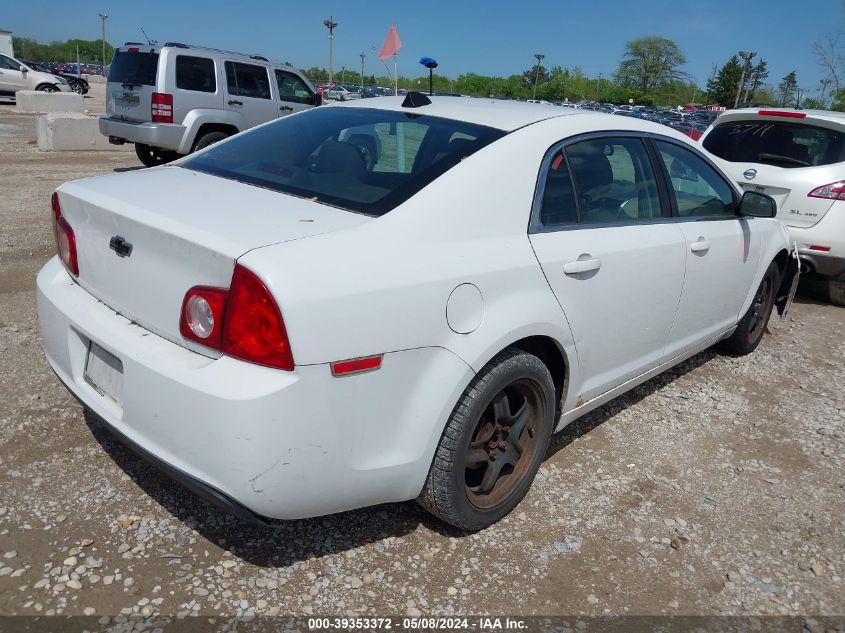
[655,141,736,218]
[274,70,312,104]
[565,137,663,224]
[182,107,504,216]
[224,61,271,99]
[0,55,20,70]
[703,120,845,168]
[176,55,216,93]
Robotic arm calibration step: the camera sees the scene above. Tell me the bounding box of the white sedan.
[37,95,798,530]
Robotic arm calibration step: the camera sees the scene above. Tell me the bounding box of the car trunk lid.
[57,167,370,355]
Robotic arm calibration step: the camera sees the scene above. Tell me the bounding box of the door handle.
[279,105,293,112]
[563,257,601,275]
[227,99,243,106]
[689,239,711,253]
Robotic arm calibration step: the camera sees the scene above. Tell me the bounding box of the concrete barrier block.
[37,113,131,151]
[16,90,85,113]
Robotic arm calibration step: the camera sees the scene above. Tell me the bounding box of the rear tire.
[830,280,845,307]
[135,143,179,168]
[192,131,229,152]
[720,261,780,355]
[418,348,555,531]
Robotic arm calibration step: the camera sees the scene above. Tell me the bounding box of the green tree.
[744,60,769,102]
[707,56,743,106]
[830,87,845,111]
[615,36,687,93]
[12,36,114,64]
[522,63,550,91]
[778,71,798,106]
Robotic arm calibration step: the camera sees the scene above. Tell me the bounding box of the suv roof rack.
[164,42,190,49]
[250,55,269,62]
[124,41,144,46]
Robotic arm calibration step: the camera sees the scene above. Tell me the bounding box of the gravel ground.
[0,99,843,627]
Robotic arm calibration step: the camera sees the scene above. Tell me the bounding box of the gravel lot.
[0,96,843,626]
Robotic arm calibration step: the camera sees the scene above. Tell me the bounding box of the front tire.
[36,84,58,93]
[418,348,555,530]
[830,280,845,307]
[70,80,85,95]
[135,143,179,168]
[720,261,780,355]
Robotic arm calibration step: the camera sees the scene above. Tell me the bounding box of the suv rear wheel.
[193,131,229,152]
[135,144,179,168]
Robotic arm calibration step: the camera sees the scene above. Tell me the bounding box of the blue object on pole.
[419,57,438,95]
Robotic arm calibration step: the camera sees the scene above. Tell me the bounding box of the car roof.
[714,107,845,126]
[332,96,704,141]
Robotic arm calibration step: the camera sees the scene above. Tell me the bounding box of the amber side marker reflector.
[331,355,383,376]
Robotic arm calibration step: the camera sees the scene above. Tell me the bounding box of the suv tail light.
[151,92,173,123]
[51,192,79,277]
[180,265,294,370]
[808,181,845,201]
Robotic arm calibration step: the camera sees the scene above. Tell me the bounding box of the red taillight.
[179,286,228,350]
[808,181,845,201]
[222,265,293,370]
[51,192,79,277]
[758,110,806,119]
[808,245,831,252]
[331,356,383,376]
[151,92,173,123]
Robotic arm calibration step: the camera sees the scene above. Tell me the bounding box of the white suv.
[0,53,72,98]
[99,42,321,167]
[702,108,845,304]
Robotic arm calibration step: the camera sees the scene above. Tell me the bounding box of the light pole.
[734,50,756,108]
[597,72,604,99]
[99,12,108,76]
[323,16,337,86]
[360,53,365,92]
[532,53,545,99]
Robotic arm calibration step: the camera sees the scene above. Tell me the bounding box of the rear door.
[106,47,159,121]
[654,139,761,356]
[273,69,316,117]
[702,117,845,228]
[529,135,687,401]
[223,61,277,129]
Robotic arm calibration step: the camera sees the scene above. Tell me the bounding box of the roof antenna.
[140,27,157,46]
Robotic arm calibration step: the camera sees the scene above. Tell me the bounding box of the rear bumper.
[36,257,471,520]
[98,117,185,152]
[788,202,845,280]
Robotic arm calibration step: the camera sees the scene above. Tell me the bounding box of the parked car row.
[19,59,89,94]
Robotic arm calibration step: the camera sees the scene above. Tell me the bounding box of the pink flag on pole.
[378,24,402,61]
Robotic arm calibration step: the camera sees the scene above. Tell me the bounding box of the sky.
[4,1,843,97]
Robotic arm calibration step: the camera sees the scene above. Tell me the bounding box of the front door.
[529,136,687,401]
[274,69,315,118]
[653,139,761,357]
[223,61,278,129]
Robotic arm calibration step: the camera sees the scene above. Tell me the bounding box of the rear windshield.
[182,107,505,216]
[703,120,845,168]
[108,51,159,86]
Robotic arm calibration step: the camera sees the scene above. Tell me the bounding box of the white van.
[99,42,321,166]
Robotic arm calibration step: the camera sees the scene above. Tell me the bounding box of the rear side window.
[703,120,845,168]
[565,138,663,224]
[225,62,271,99]
[655,141,736,218]
[182,107,504,216]
[108,51,159,86]
[176,55,216,93]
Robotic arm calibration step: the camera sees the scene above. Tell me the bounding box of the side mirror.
[738,190,776,218]
[20,65,28,73]
[313,92,322,107]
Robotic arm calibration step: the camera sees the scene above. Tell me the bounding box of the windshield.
[703,120,845,168]
[182,107,505,216]
[108,51,159,86]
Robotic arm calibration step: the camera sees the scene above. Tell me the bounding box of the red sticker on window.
[551,154,564,171]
